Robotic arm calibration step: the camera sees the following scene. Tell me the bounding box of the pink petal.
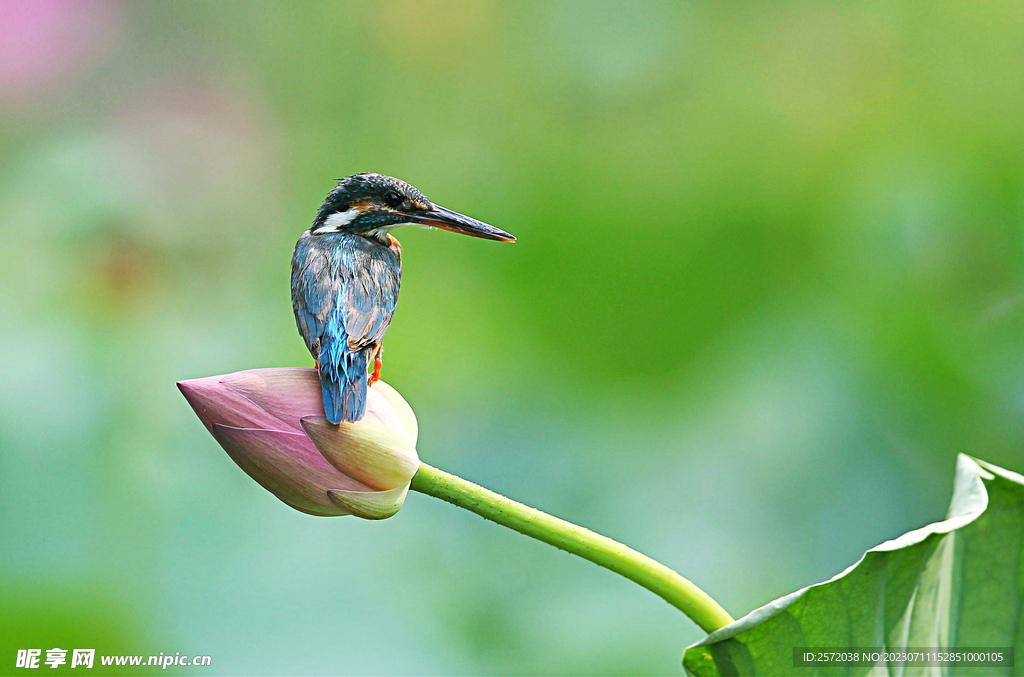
[177,375,289,433]
[211,425,370,516]
[219,368,324,432]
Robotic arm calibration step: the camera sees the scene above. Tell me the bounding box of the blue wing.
[291,232,401,423]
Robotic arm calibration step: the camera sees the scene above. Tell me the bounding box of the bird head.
[311,173,515,242]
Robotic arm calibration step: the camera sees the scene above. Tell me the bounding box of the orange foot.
[314,359,320,370]
[368,356,382,386]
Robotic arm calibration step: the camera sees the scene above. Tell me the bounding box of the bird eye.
[384,192,403,208]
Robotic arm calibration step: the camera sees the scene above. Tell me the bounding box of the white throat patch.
[365,222,415,239]
[315,207,361,233]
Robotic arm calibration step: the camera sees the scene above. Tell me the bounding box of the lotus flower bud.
[177,368,419,519]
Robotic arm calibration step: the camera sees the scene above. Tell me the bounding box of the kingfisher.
[291,173,515,424]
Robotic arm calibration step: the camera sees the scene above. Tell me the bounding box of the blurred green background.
[1,1,1022,674]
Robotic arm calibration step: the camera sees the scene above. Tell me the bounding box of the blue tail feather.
[320,349,369,424]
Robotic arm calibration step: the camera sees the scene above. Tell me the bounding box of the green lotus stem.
[410,462,734,634]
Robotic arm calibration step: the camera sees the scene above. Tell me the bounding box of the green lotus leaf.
[684,455,1024,677]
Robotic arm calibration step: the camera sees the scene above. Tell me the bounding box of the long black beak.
[409,205,515,242]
